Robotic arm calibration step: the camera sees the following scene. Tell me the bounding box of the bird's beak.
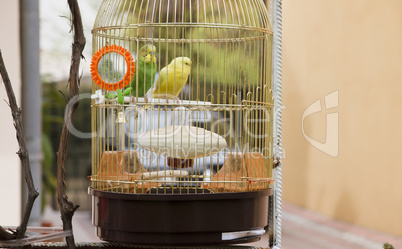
[147,51,157,63]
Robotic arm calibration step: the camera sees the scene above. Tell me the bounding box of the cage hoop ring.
[90,45,135,91]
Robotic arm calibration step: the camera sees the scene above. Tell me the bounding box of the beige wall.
[282,0,402,236]
[0,1,21,225]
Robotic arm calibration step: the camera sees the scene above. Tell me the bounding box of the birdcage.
[89,0,276,245]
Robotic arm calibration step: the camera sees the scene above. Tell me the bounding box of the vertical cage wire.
[91,0,274,195]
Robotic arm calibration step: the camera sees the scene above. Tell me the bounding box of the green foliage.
[41,133,57,211]
[41,79,93,210]
[188,27,269,87]
[41,81,66,211]
[383,243,395,249]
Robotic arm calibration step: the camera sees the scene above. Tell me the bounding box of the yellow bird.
[146,57,192,103]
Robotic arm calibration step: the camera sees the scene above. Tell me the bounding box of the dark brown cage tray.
[89,188,272,245]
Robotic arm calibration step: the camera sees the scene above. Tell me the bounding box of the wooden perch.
[0,51,39,242]
[56,0,86,249]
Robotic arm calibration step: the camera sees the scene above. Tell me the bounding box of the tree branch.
[56,1,86,249]
[0,51,39,242]
[0,226,14,241]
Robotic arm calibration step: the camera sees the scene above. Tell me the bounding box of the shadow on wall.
[334,190,357,225]
[282,65,310,206]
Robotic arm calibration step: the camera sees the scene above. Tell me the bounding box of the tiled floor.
[39,202,402,248]
[279,203,402,249]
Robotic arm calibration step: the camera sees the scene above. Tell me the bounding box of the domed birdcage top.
[92,0,274,103]
[93,0,272,41]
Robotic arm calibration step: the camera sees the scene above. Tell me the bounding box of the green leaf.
[117,89,124,104]
[123,87,132,96]
[42,134,54,169]
[105,93,118,99]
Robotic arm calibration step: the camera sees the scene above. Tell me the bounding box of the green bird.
[105,44,157,104]
[130,44,157,99]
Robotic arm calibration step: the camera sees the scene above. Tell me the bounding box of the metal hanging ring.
[90,45,135,91]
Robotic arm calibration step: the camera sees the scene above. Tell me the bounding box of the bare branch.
[0,226,14,241]
[56,0,86,249]
[0,51,39,241]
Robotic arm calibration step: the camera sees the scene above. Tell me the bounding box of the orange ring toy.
[90,45,135,91]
